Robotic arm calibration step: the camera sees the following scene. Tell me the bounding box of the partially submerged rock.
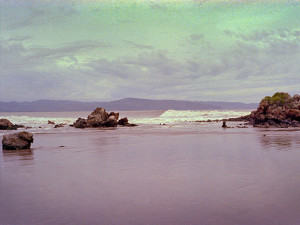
[0,118,17,130]
[73,108,136,128]
[54,123,65,128]
[48,120,55,125]
[2,131,34,150]
[118,117,137,127]
[231,92,300,128]
[222,120,228,128]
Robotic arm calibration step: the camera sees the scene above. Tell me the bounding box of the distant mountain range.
[0,98,258,112]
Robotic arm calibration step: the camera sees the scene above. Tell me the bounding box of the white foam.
[130,109,251,125]
[2,115,76,128]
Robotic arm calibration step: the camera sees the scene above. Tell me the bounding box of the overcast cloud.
[0,0,299,103]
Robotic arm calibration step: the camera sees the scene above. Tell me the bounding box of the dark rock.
[222,120,228,128]
[118,117,129,125]
[287,109,300,121]
[85,107,110,127]
[231,92,300,128]
[108,112,119,121]
[0,118,17,130]
[74,118,87,128]
[293,94,300,102]
[48,120,55,125]
[73,108,136,128]
[103,115,118,127]
[2,131,34,150]
[54,124,65,128]
[118,117,137,127]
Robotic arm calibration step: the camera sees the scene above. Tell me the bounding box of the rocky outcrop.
[118,117,137,127]
[2,131,34,150]
[234,92,300,128]
[0,118,17,130]
[73,108,136,128]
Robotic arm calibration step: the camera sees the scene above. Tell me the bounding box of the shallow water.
[1,124,300,225]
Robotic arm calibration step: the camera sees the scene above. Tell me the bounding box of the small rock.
[48,120,55,125]
[54,124,64,128]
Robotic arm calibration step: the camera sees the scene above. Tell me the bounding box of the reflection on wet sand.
[2,149,34,162]
[1,128,300,225]
[259,130,300,151]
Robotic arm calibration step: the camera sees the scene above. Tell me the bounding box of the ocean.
[1,110,300,225]
[0,109,251,133]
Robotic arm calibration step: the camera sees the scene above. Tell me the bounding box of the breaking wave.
[129,109,251,125]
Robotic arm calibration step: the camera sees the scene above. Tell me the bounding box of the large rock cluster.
[240,92,300,128]
[2,131,34,150]
[73,107,136,128]
[0,118,17,130]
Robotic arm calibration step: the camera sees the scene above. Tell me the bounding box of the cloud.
[123,51,181,76]
[190,33,205,41]
[2,1,80,30]
[0,39,111,70]
[123,40,154,50]
[1,31,298,102]
[223,28,300,44]
[7,36,32,42]
[1,1,299,103]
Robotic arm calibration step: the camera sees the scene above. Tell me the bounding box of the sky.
[0,0,299,103]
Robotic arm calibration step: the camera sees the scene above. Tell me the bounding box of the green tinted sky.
[1,0,299,102]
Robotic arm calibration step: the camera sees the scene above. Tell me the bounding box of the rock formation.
[73,107,136,128]
[48,120,55,125]
[2,131,34,150]
[236,92,300,128]
[0,118,17,130]
[118,117,137,127]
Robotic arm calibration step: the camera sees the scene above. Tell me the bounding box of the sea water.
[1,110,300,225]
[0,109,251,133]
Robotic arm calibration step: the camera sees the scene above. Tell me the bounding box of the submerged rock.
[0,118,17,130]
[54,124,65,128]
[222,120,228,128]
[2,131,34,150]
[48,120,55,125]
[73,108,136,128]
[118,117,137,127]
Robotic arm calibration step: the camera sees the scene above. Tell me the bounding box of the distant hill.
[0,98,258,112]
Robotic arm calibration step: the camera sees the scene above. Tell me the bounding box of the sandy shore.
[1,125,300,225]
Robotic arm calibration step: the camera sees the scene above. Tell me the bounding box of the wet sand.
[1,125,300,225]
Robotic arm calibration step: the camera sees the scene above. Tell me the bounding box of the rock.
[118,117,129,125]
[287,109,300,121]
[48,120,55,125]
[108,112,119,121]
[222,120,228,128]
[118,117,137,127]
[232,92,300,128]
[73,108,137,128]
[74,118,87,128]
[0,118,17,130]
[86,107,109,127]
[104,115,118,127]
[2,131,34,150]
[293,94,300,101]
[54,124,65,128]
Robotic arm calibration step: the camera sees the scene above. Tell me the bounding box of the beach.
[1,111,300,225]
